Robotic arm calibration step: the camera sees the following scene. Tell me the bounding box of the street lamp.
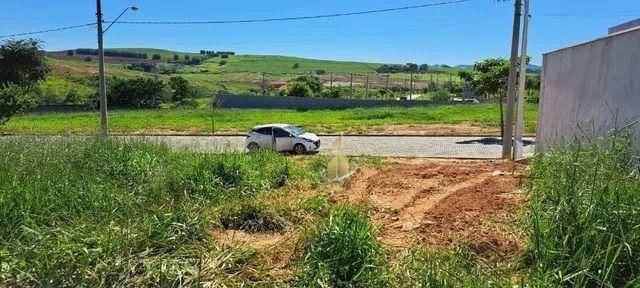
[95,1,139,135]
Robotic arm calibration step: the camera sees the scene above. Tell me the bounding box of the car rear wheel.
[293,143,306,155]
[247,142,260,153]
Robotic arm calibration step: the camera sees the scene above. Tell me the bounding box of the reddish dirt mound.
[341,159,526,258]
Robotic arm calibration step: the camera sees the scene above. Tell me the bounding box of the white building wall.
[537,27,640,151]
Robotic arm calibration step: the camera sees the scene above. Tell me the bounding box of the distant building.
[537,20,640,151]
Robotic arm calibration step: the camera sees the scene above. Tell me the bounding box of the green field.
[1,104,538,135]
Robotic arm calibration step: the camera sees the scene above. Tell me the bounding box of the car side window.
[273,128,291,138]
[255,128,271,135]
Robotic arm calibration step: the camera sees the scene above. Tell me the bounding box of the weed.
[524,132,640,287]
[296,205,386,287]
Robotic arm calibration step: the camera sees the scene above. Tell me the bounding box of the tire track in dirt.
[341,159,526,254]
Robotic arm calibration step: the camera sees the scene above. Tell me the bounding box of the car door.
[273,128,293,151]
[255,127,274,149]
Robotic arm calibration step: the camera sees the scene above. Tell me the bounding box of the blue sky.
[0,0,637,65]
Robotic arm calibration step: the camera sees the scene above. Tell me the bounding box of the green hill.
[194,54,383,76]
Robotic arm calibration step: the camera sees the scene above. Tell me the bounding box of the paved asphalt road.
[136,136,536,159]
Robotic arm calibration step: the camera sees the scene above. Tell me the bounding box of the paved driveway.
[138,136,535,159]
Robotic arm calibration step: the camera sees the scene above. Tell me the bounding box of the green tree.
[0,38,50,87]
[0,39,49,124]
[458,58,510,136]
[173,54,179,61]
[285,81,313,98]
[107,77,167,108]
[291,75,323,95]
[0,84,38,124]
[169,76,194,102]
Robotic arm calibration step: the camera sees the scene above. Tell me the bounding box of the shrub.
[184,55,190,60]
[220,53,229,59]
[291,75,323,94]
[285,81,313,98]
[431,89,452,101]
[315,69,326,75]
[84,56,92,62]
[297,206,384,287]
[292,63,300,69]
[525,133,640,287]
[106,77,167,108]
[0,38,50,86]
[173,54,179,61]
[219,60,227,66]
[152,54,162,60]
[0,84,38,124]
[169,76,194,102]
[66,50,74,56]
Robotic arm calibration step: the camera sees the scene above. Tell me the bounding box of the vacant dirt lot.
[341,159,527,258]
[211,158,527,263]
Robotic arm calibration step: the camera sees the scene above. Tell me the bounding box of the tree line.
[375,63,451,74]
[74,49,149,59]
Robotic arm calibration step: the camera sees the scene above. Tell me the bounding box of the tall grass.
[297,206,386,287]
[0,137,295,286]
[525,133,640,287]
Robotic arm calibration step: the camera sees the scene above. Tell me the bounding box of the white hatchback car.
[246,124,321,154]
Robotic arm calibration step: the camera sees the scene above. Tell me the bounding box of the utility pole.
[514,0,530,160]
[502,0,522,159]
[96,0,108,135]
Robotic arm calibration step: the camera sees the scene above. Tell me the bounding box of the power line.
[0,23,95,39]
[108,0,471,25]
[107,19,492,47]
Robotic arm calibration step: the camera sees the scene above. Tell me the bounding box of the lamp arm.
[103,7,130,34]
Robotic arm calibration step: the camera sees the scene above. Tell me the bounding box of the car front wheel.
[293,143,306,155]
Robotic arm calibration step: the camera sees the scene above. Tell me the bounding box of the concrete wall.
[217,94,459,110]
[537,27,640,151]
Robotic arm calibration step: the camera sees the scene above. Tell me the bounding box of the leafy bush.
[66,50,74,56]
[84,56,92,62]
[152,54,162,60]
[297,206,385,287]
[285,81,313,98]
[292,63,300,69]
[125,61,155,72]
[219,60,227,66]
[431,89,452,101]
[0,38,50,87]
[315,69,326,75]
[525,133,640,287]
[169,76,194,103]
[291,75,323,95]
[0,84,38,124]
[107,77,168,108]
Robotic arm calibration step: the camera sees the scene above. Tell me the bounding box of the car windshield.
[284,125,305,136]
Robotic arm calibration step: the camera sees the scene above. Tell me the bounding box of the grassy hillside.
[193,54,383,76]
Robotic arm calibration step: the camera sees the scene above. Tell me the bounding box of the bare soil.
[340,159,527,258]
